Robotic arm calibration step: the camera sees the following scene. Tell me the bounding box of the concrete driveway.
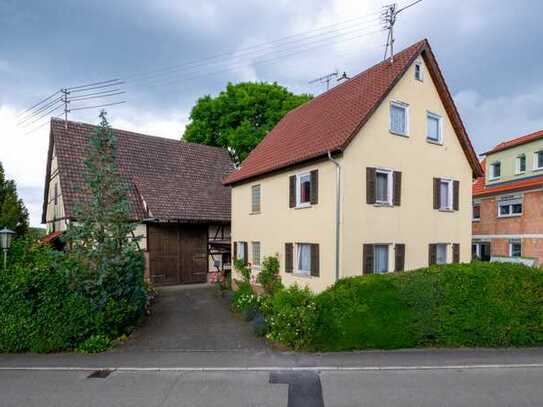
[115,285,268,352]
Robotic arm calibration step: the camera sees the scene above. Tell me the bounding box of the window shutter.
[233,242,237,260]
[433,178,441,209]
[453,243,460,263]
[453,180,459,211]
[393,171,402,206]
[363,244,374,274]
[285,243,293,273]
[394,244,405,272]
[366,167,376,204]
[310,244,320,277]
[289,176,296,208]
[429,243,437,265]
[243,242,248,265]
[310,170,319,205]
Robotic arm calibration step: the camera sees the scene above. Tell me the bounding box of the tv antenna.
[382,0,423,63]
[309,70,339,91]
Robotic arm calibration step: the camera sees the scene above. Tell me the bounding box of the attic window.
[415,61,423,81]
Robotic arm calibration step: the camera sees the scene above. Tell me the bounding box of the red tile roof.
[40,231,62,244]
[42,119,234,223]
[224,39,482,185]
[482,129,543,155]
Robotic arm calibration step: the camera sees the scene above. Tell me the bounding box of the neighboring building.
[224,39,482,292]
[473,129,543,266]
[42,118,234,285]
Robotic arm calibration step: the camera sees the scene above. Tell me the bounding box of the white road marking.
[1,363,543,372]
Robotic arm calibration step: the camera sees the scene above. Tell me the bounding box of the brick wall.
[473,189,543,264]
[473,189,543,235]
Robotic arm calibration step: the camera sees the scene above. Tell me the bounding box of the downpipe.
[327,151,341,282]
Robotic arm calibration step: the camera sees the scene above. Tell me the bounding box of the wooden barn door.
[179,225,208,284]
[148,224,180,285]
[148,223,208,285]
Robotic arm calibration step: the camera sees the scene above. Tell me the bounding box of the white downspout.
[328,151,341,282]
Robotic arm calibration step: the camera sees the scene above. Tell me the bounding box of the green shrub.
[313,262,543,351]
[256,256,283,294]
[76,335,111,353]
[0,237,146,353]
[264,285,317,350]
[234,259,251,283]
[231,282,257,315]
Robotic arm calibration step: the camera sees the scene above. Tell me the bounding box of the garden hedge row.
[233,261,543,351]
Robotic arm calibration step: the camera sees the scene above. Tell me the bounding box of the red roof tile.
[224,39,482,185]
[482,129,543,155]
[42,119,234,223]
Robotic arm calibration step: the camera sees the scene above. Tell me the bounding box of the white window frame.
[373,244,390,274]
[497,199,523,218]
[426,111,443,144]
[436,243,448,265]
[236,242,246,263]
[414,61,423,81]
[375,168,393,206]
[533,151,543,171]
[252,241,261,269]
[473,203,481,221]
[251,184,261,214]
[295,243,312,276]
[439,178,453,210]
[515,154,526,175]
[509,241,522,257]
[295,171,312,208]
[389,100,409,137]
[489,161,501,180]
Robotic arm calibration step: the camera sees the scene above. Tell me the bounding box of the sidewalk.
[2,348,543,370]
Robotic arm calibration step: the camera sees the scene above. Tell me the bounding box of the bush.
[234,259,251,283]
[256,256,283,294]
[313,262,543,351]
[0,238,146,353]
[76,335,111,353]
[231,282,257,315]
[264,285,317,350]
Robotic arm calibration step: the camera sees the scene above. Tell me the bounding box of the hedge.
[313,262,543,351]
[0,238,146,353]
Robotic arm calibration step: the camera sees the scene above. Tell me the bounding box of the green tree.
[183,82,312,164]
[65,111,143,297]
[0,162,29,235]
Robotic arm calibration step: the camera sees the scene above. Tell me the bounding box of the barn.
[41,118,233,286]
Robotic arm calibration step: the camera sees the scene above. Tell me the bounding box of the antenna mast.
[309,70,339,91]
[382,0,423,63]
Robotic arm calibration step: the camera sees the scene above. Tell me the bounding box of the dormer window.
[415,61,423,81]
[515,154,526,174]
[489,162,501,180]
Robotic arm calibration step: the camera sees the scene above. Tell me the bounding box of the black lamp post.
[0,228,15,271]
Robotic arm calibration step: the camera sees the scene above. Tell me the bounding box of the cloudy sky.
[1,0,542,226]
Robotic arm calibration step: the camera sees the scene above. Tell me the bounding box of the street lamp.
[0,228,15,271]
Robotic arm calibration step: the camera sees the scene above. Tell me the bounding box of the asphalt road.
[1,366,542,407]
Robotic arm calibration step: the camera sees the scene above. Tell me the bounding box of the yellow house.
[224,39,483,292]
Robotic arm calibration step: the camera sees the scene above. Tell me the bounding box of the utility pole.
[382,0,423,63]
[309,70,339,92]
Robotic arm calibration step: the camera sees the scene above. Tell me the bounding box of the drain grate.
[87,369,113,379]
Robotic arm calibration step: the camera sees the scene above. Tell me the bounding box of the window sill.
[472,219,480,222]
[515,171,526,175]
[295,203,312,210]
[438,208,454,212]
[488,177,501,182]
[533,167,543,172]
[426,138,443,146]
[249,211,261,215]
[389,130,409,138]
[292,272,312,279]
[497,214,522,218]
[374,202,394,208]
